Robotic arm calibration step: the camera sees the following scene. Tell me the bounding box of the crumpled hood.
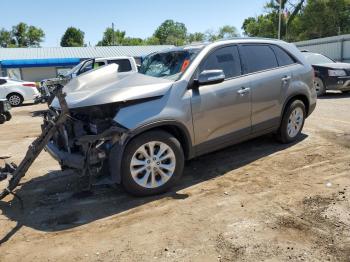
[314,62,350,70]
[51,64,174,109]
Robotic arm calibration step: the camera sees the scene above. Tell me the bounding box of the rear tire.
[121,130,184,196]
[7,93,23,107]
[314,77,326,97]
[277,100,306,144]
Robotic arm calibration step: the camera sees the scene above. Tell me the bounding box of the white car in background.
[0,77,40,106]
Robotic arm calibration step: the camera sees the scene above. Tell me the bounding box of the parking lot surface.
[0,93,349,262]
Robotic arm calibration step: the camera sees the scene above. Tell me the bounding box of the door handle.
[237,87,250,96]
[282,76,291,82]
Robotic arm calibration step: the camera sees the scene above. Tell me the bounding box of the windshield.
[304,53,334,64]
[61,62,83,77]
[139,48,201,81]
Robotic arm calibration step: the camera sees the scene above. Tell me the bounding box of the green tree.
[153,20,187,45]
[12,22,28,47]
[0,29,15,47]
[205,25,240,41]
[122,37,144,46]
[187,32,205,43]
[60,27,85,47]
[144,36,160,45]
[241,0,305,41]
[6,22,45,47]
[97,28,126,46]
[218,25,240,39]
[298,0,350,40]
[27,26,45,47]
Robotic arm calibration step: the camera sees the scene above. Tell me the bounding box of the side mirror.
[197,70,225,86]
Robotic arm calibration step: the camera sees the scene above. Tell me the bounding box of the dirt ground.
[0,93,349,262]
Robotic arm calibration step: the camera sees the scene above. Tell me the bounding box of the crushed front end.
[44,102,128,188]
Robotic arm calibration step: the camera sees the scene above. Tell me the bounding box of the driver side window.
[201,46,242,79]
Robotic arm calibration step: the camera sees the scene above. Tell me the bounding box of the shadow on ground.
[318,91,350,100]
[0,133,307,242]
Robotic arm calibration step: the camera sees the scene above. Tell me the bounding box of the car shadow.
[0,133,307,240]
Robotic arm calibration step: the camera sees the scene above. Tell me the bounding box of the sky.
[1,0,267,47]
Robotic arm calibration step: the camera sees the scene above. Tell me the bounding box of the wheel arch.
[282,93,310,119]
[6,92,24,100]
[109,121,194,184]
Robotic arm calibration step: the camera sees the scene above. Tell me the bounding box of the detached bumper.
[45,141,85,169]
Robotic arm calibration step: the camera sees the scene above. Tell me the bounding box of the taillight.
[22,83,36,87]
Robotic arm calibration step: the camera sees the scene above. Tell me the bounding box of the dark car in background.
[302,50,350,96]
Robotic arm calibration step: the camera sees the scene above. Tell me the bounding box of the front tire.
[121,130,184,196]
[314,77,326,97]
[277,100,306,144]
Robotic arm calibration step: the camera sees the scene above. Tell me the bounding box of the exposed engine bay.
[43,101,128,188]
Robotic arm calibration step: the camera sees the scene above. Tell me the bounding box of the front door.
[191,45,252,153]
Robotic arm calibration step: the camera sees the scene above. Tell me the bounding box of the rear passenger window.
[108,59,132,72]
[240,45,278,74]
[201,46,241,79]
[270,45,296,66]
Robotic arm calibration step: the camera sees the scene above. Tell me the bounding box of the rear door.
[191,45,251,152]
[239,44,295,133]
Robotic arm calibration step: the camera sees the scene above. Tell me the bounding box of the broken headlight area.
[43,103,127,184]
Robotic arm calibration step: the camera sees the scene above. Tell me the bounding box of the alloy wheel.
[314,78,325,96]
[8,94,22,106]
[287,107,304,138]
[130,141,176,189]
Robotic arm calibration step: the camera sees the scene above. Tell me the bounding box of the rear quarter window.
[107,59,132,72]
[240,45,278,74]
[0,79,7,85]
[270,45,296,66]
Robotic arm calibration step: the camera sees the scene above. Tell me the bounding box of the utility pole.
[278,0,282,39]
[112,22,115,46]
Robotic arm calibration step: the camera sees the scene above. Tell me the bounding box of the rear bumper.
[45,141,85,169]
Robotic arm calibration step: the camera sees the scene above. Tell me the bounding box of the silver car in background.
[45,38,317,196]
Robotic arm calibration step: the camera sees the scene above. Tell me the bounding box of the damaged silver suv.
[45,38,316,196]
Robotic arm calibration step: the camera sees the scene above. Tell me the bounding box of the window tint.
[201,46,241,79]
[108,59,132,72]
[0,79,6,85]
[240,45,278,74]
[271,45,295,66]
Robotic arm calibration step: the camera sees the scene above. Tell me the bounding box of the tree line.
[242,0,350,42]
[0,20,239,48]
[62,20,239,47]
[1,0,349,48]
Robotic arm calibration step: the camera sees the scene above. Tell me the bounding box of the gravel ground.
[0,93,349,262]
